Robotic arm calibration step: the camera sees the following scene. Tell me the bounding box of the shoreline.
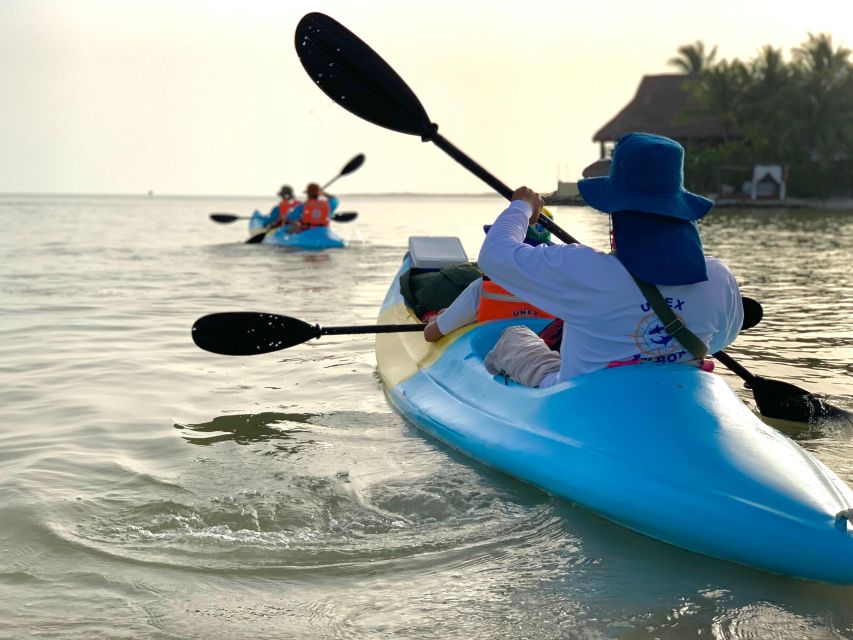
[712,196,853,210]
[543,193,853,211]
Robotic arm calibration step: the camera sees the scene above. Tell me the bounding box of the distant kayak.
[249,210,346,249]
[375,240,853,584]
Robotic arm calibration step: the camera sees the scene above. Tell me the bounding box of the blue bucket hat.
[578,132,713,285]
[578,133,713,219]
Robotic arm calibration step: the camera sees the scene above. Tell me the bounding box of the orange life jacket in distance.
[300,199,330,228]
[279,198,298,217]
[272,198,298,225]
[477,278,555,322]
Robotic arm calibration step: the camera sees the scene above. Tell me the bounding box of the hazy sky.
[2,0,852,196]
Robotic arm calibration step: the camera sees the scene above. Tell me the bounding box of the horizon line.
[0,191,523,199]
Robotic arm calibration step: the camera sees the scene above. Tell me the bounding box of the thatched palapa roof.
[594,74,726,144]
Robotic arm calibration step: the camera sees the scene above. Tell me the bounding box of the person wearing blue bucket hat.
[476,132,744,388]
[579,132,713,285]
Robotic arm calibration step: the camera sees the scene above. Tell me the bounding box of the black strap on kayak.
[610,251,708,362]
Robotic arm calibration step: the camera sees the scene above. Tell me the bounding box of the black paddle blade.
[741,296,763,331]
[210,213,241,223]
[295,13,435,138]
[340,153,365,176]
[332,211,358,222]
[751,376,852,424]
[245,231,268,244]
[192,312,321,356]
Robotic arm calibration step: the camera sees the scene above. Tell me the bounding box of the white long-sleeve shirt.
[435,278,482,336]
[478,200,743,382]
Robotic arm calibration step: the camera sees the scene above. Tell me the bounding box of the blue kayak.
[375,243,853,583]
[249,210,346,249]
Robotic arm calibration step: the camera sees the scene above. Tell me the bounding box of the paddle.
[192,310,848,425]
[212,211,358,224]
[711,352,849,423]
[330,211,358,223]
[246,153,365,243]
[294,12,849,425]
[740,296,763,332]
[192,312,425,356]
[211,213,251,223]
[191,305,849,424]
[194,301,762,358]
[295,13,576,245]
[713,298,846,422]
[322,153,365,190]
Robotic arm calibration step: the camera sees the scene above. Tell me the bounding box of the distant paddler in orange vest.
[268,185,301,230]
[423,216,554,342]
[283,182,340,233]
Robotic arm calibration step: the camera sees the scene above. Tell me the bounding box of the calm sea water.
[1,193,851,639]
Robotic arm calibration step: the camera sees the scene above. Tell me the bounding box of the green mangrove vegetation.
[671,34,853,197]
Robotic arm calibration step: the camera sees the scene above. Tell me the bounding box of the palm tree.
[784,34,853,165]
[681,60,749,142]
[740,46,791,155]
[668,41,718,75]
[668,34,853,196]
[792,33,850,76]
[751,45,788,88]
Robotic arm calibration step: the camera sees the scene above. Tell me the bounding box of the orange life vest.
[477,278,555,322]
[272,198,298,225]
[300,199,330,228]
[280,198,298,216]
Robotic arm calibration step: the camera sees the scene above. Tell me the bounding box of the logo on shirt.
[628,298,689,364]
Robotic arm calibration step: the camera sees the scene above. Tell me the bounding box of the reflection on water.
[266,247,333,264]
[174,411,315,446]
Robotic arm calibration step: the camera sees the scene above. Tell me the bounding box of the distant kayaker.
[478,132,744,387]
[423,219,556,343]
[267,185,301,230]
[282,182,340,233]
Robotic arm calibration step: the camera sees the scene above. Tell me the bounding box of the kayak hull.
[249,211,346,249]
[375,251,853,583]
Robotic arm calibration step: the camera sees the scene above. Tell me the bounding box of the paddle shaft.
[321,175,343,191]
[321,323,426,336]
[322,153,365,190]
[430,133,579,245]
[712,350,756,385]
